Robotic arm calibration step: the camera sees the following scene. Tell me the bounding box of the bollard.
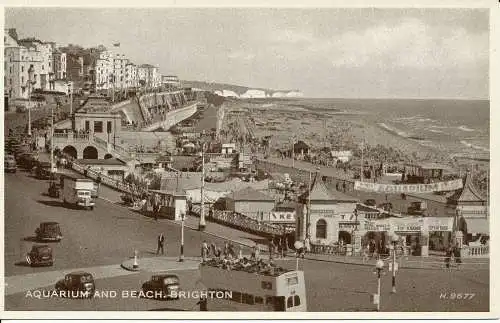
[133,249,139,269]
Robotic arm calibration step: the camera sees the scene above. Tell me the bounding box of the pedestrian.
[445,245,452,269]
[453,244,462,269]
[223,241,230,258]
[251,244,258,261]
[156,233,165,256]
[304,236,311,255]
[201,240,209,262]
[269,239,275,260]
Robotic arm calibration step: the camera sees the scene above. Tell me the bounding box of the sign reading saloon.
[354,179,463,194]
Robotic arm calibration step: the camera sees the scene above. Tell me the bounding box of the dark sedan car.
[142,274,180,300]
[34,161,52,179]
[35,222,63,242]
[364,199,377,207]
[26,245,54,267]
[55,272,95,298]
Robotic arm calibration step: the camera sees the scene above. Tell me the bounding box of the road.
[4,170,489,311]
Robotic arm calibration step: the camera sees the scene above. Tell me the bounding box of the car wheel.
[90,206,94,211]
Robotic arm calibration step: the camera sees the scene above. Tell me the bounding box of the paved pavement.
[121,256,200,272]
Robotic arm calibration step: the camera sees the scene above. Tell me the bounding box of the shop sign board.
[354,179,463,193]
[364,219,391,232]
[425,217,453,232]
[338,222,358,230]
[392,218,424,232]
[268,211,295,224]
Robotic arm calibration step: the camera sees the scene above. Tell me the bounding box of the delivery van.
[61,174,96,210]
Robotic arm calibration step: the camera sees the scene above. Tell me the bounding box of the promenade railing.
[189,205,293,238]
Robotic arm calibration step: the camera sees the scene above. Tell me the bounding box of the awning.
[465,218,489,235]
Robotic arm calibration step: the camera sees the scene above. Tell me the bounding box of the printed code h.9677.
[440,292,476,300]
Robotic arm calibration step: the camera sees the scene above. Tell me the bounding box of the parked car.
[142,274,180,300]
[48,181,61,198]
[26,245,54,267]
[17,153,37,169]
[35,161,52,179]
[35,222,63,242]
[55,272,95,298]
[5,155,17,173]
[364,199,377,207]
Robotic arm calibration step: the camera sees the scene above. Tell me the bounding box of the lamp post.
[199,144,206,231]
[375,259,384,311]
[390,233,399,294]
[294,241,304,271]
[179,212,185,262]
[50,104,55,173]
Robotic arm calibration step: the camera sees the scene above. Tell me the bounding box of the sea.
[285,98,490,159]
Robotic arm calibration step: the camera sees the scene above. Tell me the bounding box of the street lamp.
[374,259,385,312]
[199,144,206,231]
[179,212,185,262]
[390,233,399,294]
[294,241,304,271]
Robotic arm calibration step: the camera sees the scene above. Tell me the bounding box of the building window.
[94,121,103,133]
[107,121,112,133]
[316,219,327,239]
[42,65,44,70]
[85,121,90,131]
[21,66,24,72]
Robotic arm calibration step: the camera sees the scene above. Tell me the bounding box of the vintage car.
[141,274,180,300]
[364,199,377,207]
[35,161,52,179]
[5,155,17,173]
[48,181,61,198]
[55,272,95,298]
[35,222,63,242]
[26,245,54,267]
[17,153,37,170]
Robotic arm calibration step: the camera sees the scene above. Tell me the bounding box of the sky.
[4,7,489,99]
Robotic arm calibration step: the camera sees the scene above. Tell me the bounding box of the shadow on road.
[22,236,38,242]
[244,237,270,246]
[36,200,66,208]
[14,260,31,267]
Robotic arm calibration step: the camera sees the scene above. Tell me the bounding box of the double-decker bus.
[199,261,307,312]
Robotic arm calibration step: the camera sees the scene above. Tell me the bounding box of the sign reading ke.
[354,179,463,194]
[269,211,295,224]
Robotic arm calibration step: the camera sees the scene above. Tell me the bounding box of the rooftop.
[301,174,359,203]
[230,187,274,201]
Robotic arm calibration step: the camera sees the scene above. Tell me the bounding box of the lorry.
[61,174,96,210]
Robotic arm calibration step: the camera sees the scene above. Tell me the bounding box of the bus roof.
[60,173,94,181]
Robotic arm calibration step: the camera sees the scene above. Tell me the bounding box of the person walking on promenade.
[453,244,462,269]
[201,240,209,262]
[156,233,165,256]
[445,245,453,269]
[304,236,311,255]
[223,241,230,258]
[251,244,259,261]
[269,239,275,260]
